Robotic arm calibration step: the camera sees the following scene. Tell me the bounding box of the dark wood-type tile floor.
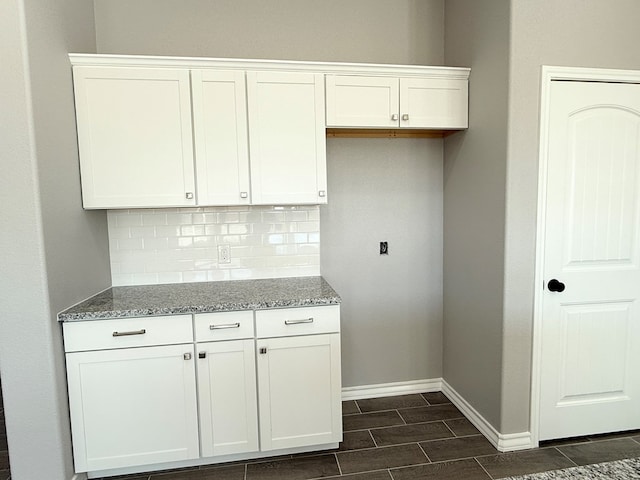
[1,380,10,480]
[90,392,640,480]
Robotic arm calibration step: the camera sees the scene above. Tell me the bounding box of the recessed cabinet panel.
[73,66,196,208]
[197,339,259,457]
[247,71,327,205]
[191,70,251,205]
[257,333,342,451]
[66,344,199,472]
[400,78,468,129]
[325,75,399,127]
[326,74,468,130]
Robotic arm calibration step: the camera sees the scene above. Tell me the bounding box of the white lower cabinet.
[63,306,341,475]
[65,343,200,472]
[255,305,342,451]
[257,333,342,450]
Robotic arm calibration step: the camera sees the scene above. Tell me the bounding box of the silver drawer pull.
[209,322,241,330]
[284,318,314,325]
[112,329,146,337]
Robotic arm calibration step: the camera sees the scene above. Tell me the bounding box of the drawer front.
[63,315,193,352]
[194,311,254,342]
[255,305,340,338]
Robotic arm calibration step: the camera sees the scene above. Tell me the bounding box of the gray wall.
[0,1,110,479]
[443,0,640,436]
[501,0,640,434]
[93,0,447,388]
[321,139,443,387]
[443,0,510,429]
[94,0,444,65]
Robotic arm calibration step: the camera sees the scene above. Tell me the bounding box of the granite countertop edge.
[58,276,341,322]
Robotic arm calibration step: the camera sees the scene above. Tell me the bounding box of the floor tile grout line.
[333,452,342,476]
[553,446,580,468]
[473,456,496,480]
[416,441,432,464]
[441,419,458,437]
[368,428,379,448]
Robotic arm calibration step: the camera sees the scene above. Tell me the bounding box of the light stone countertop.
[58,276,341,322]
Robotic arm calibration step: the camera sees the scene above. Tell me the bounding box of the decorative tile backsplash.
[108,206,320,286]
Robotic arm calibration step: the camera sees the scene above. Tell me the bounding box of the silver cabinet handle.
[402,114,409,121]
[259,347,267,354]
[284,317,314,325]
[391,113,399,121]
[209,322,241,330]
[184,353,192,360]
[319,190,326,197]
[240,191,248,199]
[112,329,146,337]
[185,192,194,199]
[198,352,207,359]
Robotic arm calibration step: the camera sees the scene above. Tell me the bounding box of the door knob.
[547,279,566,292]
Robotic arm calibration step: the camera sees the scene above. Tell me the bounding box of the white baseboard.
[341,378,443,401]
[441,380,534,452]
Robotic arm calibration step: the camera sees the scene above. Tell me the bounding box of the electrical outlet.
[380,241,389,255]
[218,244,231,264]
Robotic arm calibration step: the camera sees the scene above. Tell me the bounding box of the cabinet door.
[197,339,259,457]
[247,71,327,205]
[325,75,399,127]
[73,66,196,209]
[66,344,199,472]
[257,333,342,451]
[191,70,251,205]
[399,77,468,129]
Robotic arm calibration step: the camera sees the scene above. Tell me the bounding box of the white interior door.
[539,79,640,440]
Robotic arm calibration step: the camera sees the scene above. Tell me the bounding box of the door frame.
[531,65,640,446]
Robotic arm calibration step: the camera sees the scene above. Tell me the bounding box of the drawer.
[194,311,254,341]
[63,315,193,352]
[255,305,340,338]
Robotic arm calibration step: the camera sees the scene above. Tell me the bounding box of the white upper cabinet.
[326,74,468,129]
[70,55,470,209]
[191,70,251,205]
[247,72,327,205]
[73,66,196,209]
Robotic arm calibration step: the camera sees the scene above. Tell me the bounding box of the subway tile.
[166,213,193,225]
[117,237,144,251]
[114,212,143,227]
[337,444,427,474]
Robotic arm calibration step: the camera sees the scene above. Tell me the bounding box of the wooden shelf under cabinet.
[326,128,461,138]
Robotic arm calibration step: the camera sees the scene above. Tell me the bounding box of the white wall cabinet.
[73,66,197,209]
[191,70,251,206]
[64,315,200,472]
[63,306,341,475]
[70,54,469,209]
[247,72,328,205]
[326,75,468,129]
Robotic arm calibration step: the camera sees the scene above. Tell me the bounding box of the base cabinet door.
[197,339,259,457]
[256,333,342,451]
[65,344,199,472]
